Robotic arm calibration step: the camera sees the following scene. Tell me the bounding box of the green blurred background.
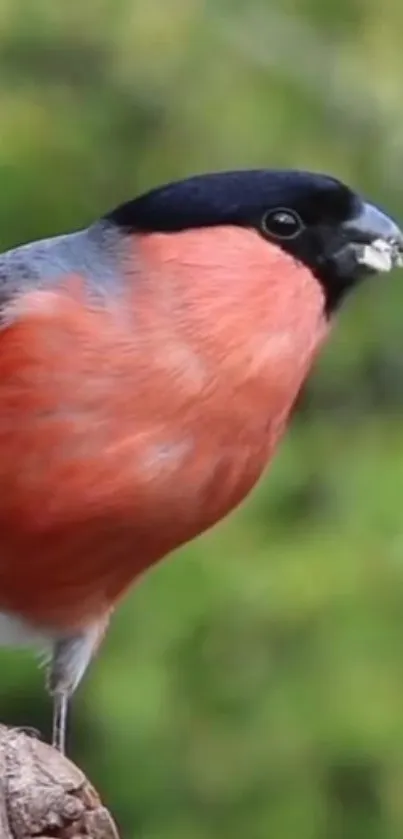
[2,1,403,836]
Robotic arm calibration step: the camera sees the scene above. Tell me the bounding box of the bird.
[0,168,400,755]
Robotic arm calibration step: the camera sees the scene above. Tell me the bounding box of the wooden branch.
[0,725,119,838]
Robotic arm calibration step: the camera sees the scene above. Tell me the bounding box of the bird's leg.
[47,620,108,754]
[52,690,68,753]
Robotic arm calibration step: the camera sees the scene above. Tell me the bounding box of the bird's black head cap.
[104,169,403,314]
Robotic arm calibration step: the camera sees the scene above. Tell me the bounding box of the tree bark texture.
[0,725,119,838]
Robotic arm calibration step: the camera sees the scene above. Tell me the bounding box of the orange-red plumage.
[0,227,327,630]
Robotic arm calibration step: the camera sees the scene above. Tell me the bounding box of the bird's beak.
[341,201,403,274]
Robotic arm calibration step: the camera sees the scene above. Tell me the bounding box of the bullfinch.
[0,168,400,752]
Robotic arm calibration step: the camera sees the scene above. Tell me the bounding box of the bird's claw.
[13,725,43,740]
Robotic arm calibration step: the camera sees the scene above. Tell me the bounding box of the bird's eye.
[261,207,303,240]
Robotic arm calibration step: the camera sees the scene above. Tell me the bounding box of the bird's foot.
[12,725,43,740]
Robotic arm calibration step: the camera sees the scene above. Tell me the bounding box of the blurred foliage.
[2,0,403,837]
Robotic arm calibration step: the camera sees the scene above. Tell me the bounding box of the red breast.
[0,227,327,630]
